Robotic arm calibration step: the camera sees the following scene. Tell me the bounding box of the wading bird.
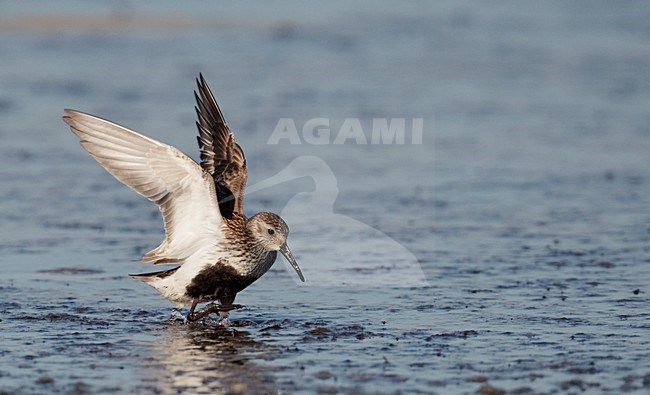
[63,74,304,322]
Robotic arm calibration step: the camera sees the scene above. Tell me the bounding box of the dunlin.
[63,74,304,322]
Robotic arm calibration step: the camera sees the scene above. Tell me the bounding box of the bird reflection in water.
[139,322,281,394]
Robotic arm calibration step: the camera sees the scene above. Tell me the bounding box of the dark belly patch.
[185,260,253,299]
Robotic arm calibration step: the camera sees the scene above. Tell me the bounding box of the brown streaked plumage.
[195,74,247,220]
[63,74,304,322]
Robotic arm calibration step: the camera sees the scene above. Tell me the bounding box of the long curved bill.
[280,243,305,282]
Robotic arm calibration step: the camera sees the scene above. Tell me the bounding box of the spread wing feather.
[194,74,247,219]
[63,109,224,265]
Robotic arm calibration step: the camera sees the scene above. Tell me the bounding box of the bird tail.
[129,266,180,283]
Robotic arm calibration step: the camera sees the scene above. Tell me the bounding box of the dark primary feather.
[194,74,247,220]
[129,266,180,282]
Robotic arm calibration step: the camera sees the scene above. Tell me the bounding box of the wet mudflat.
[1,2,650,394]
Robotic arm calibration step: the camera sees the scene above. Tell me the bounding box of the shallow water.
[1,1,650,394]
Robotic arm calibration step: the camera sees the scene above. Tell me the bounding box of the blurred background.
[1,1,649,394]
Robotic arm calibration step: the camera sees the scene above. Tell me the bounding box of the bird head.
[248,212,305,282]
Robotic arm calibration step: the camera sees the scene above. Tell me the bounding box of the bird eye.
[267,228,275,235]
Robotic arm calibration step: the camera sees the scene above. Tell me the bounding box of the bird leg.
[186,298,244,323]
[186,298,201,322]
[218,295,237,322]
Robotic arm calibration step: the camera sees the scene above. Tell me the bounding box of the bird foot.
[186,304,244,323]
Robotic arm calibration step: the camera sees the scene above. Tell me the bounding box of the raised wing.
[194,74,247,219]
[63,109,224,265]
